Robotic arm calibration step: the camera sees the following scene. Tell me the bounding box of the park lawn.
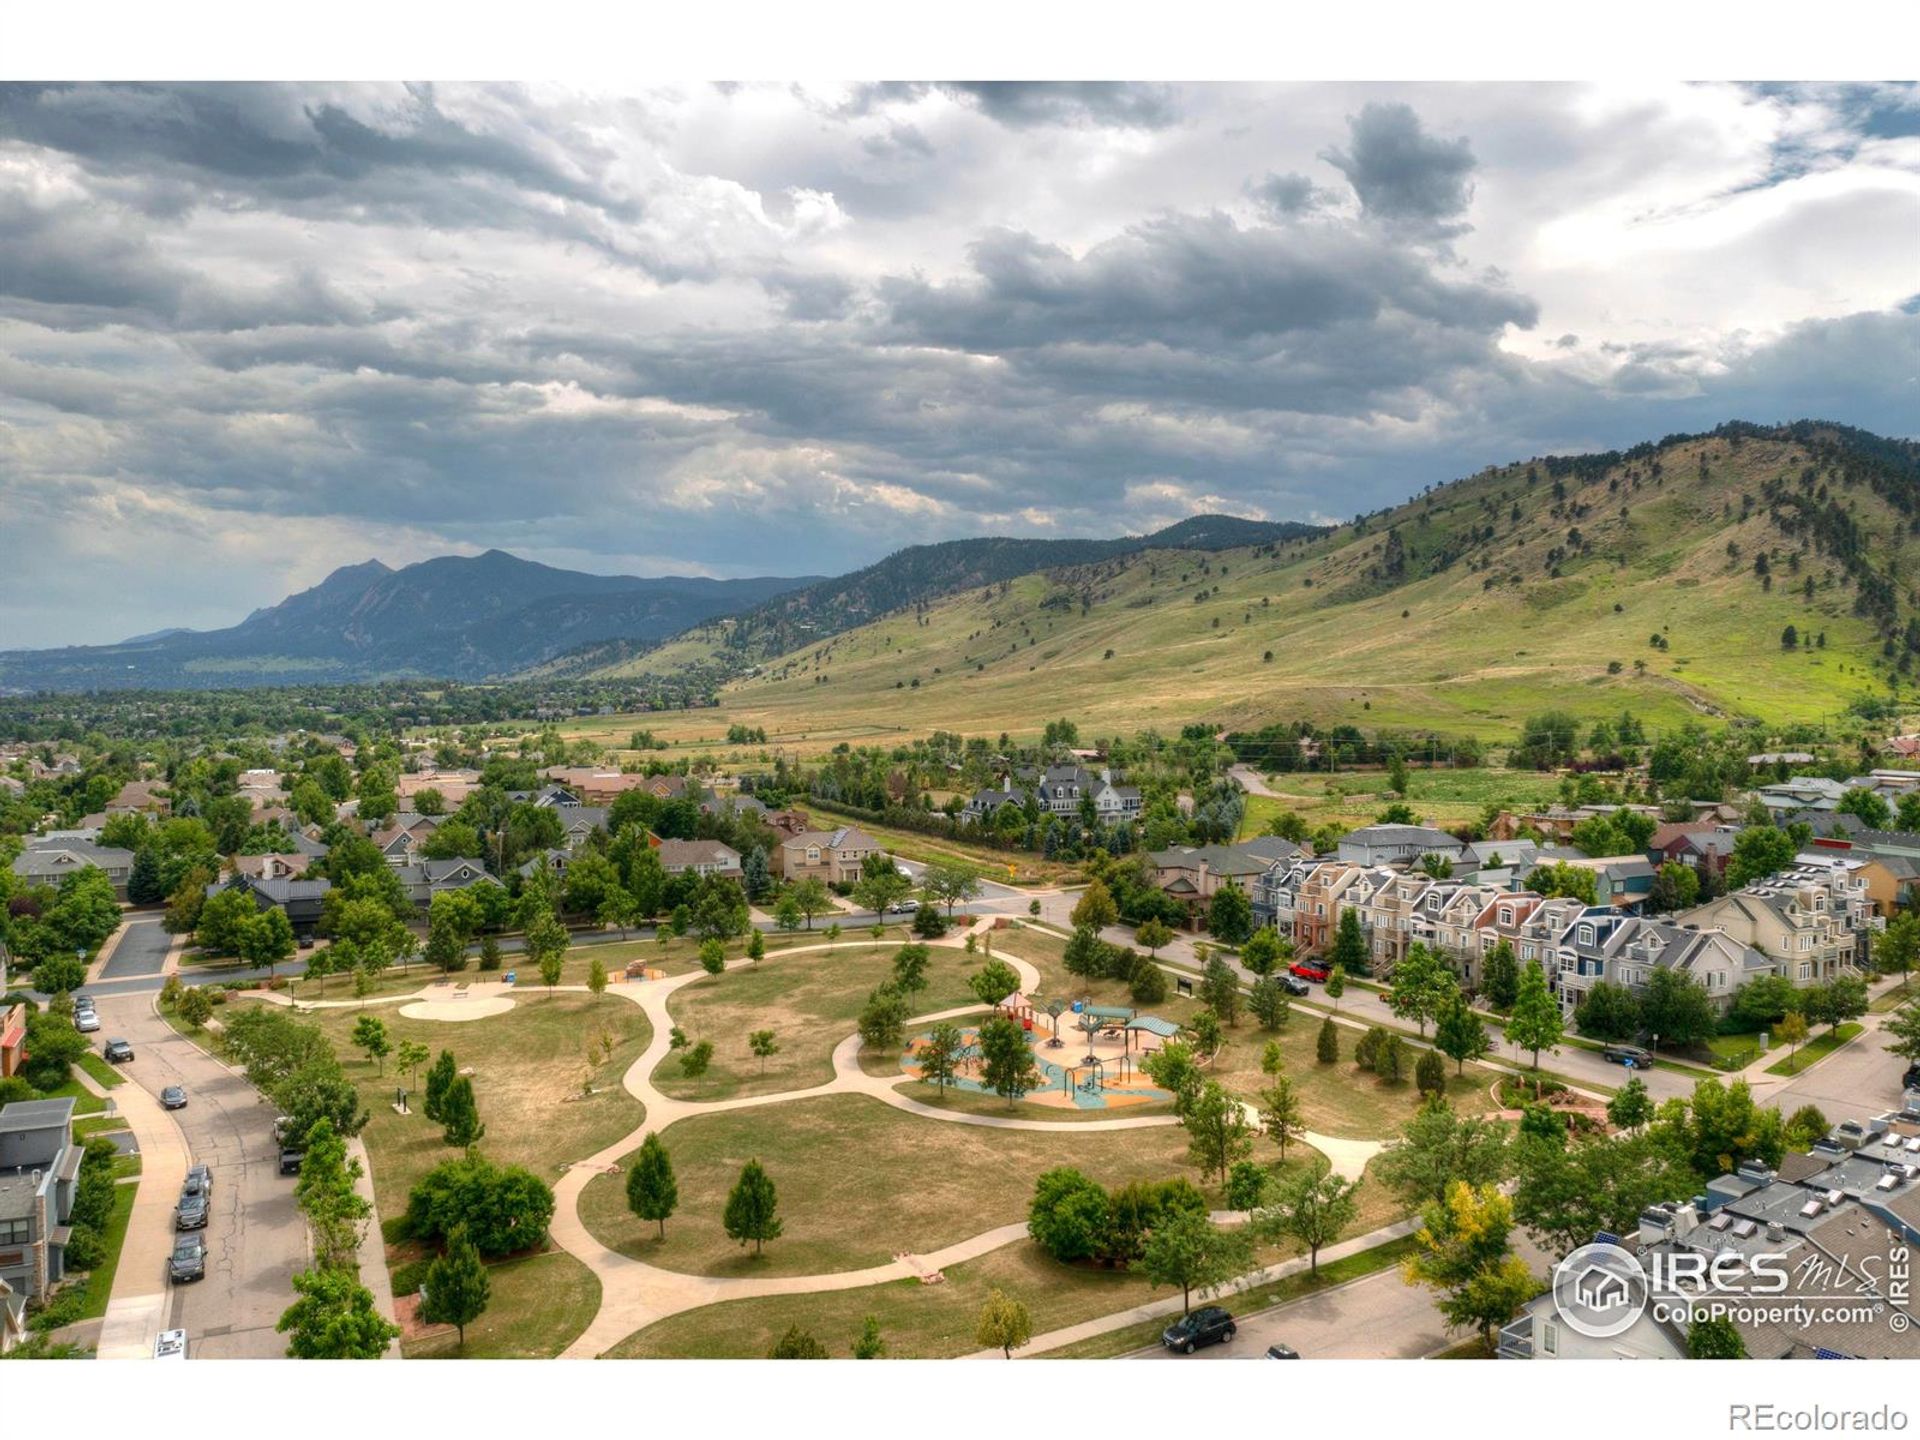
[1204,1014,1493,1140]
[72,1182,138,1322]
[579,1092,1211,1279]
[302,991,651,1219]
[72,1116,132,1140]
[1765,1023,1866,1077]
[402,1250,601,1359]
[74,1051,126,1089]
[605,1158,1403,1359]
[653,943,983,1103]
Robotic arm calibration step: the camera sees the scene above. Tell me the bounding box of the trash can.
[1071,1000,1084,1013]
[503,970,517,986]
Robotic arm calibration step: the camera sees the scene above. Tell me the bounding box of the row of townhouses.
[1243,825,1877,1015]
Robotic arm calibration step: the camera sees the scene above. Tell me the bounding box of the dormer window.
[1579,925,1594,946]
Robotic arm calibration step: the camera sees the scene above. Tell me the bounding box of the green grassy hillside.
[582,422,1920,746]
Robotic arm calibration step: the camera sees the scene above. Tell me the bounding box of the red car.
[1289,960,1331,983]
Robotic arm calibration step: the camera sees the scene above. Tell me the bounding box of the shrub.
[1316,1016,1340,1065]
[1416,1049,1447,1098]
[1129,961,1168,1005]
[405,1153,556,1257]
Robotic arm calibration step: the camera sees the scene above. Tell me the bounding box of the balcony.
[1496,1316,1534,1360]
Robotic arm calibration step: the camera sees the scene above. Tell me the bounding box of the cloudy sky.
[1,80,1915,648]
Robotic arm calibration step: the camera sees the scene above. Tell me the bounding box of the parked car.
[182,1164,213,1199]
[1280,974,1311,997]
[74,1010,101,1033]
[72,993,95,1012]
[169,1233,207,1283]
[887,898,918,914]
[1289,961,1330,983]
[1903,1061,1920,1091]
[174,1192,209,1231]
[154,1329,188,1360]
[1601,1043,1655,1069]
[1265,1342,1301,1359]
[103,1038,133,1063]
[272,1115,298,1146]
[161,1085,188,1110]
[1163,1306,1236,1353]
[279,1149,305,1176]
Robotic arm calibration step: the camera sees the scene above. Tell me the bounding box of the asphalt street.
[96,912,173,980]
[93,989,310,1358]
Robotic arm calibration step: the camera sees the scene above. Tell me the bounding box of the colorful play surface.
[900,1024,1173,1110]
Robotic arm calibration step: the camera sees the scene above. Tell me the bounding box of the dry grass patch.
[653,942,982,1102]
[308,991,650,1217]
[579,1093,1208,1278]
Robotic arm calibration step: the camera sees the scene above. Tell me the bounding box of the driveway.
[96,914,174,981]
[91,991,310,1358]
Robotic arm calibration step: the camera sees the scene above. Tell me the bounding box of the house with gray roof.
[1335,824,1465,868]
[12,838,136,899]
[0,1097,80,1305]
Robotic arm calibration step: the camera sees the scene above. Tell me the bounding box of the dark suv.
[1904,1061,1920,1092]
[169,1233,207,1283]
[103,1038,133,1063]
[1162,1305,1236,1353]
[174,1191,209,1232]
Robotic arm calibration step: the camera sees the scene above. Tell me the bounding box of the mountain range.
[0,551,820,691]
[0,516,1318,693]
[581,420,1920,740]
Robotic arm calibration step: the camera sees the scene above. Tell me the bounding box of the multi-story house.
[1598,919,1781,1015]
[1352,868,1434,973]
[1149,838,1301,930]
[1466,891,1545,988]
[1549,906,1634,1014]
[1674,863,1870,985]
[1292,861,1366,956]
[964,766,1143,823]
[11,839,136,900]
[0,1098,80,1305]
[778,826,883,886]
[1513,896,1591,974]
[1418,882,1504,983]
[1334,824,1465,868]
[654,839,744,881]
[1252,854,1326,936]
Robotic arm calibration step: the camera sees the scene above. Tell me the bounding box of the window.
[1798,961,1812,980]
[1579,925,1594,945]
[0,1217,31,1246]
[1499,907,1512,926]
[1541,1321,1559,1356]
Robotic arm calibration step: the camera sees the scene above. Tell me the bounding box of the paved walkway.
[290,915,1405,1358]
[86,1058,192,1359]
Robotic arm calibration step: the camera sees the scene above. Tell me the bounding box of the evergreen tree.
[420,1223,491,1350]
[1315,1015,1340,1065]
[440,1075,485,1147]
[424,1049,457,1123]
[723,1158,783,1255]
[1331,907,1370,977]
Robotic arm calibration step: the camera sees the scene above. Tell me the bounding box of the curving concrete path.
[293,918,1389,1358]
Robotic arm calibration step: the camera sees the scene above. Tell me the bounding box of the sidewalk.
[347,1135,401,1359]
[89,1066,192,1359]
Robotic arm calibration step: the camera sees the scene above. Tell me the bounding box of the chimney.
[1767,1221,1786,1243]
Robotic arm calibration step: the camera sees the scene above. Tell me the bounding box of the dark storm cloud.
[1320,101,1477,232]
[0,81,1911,647]
[1247,171,1326,217]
